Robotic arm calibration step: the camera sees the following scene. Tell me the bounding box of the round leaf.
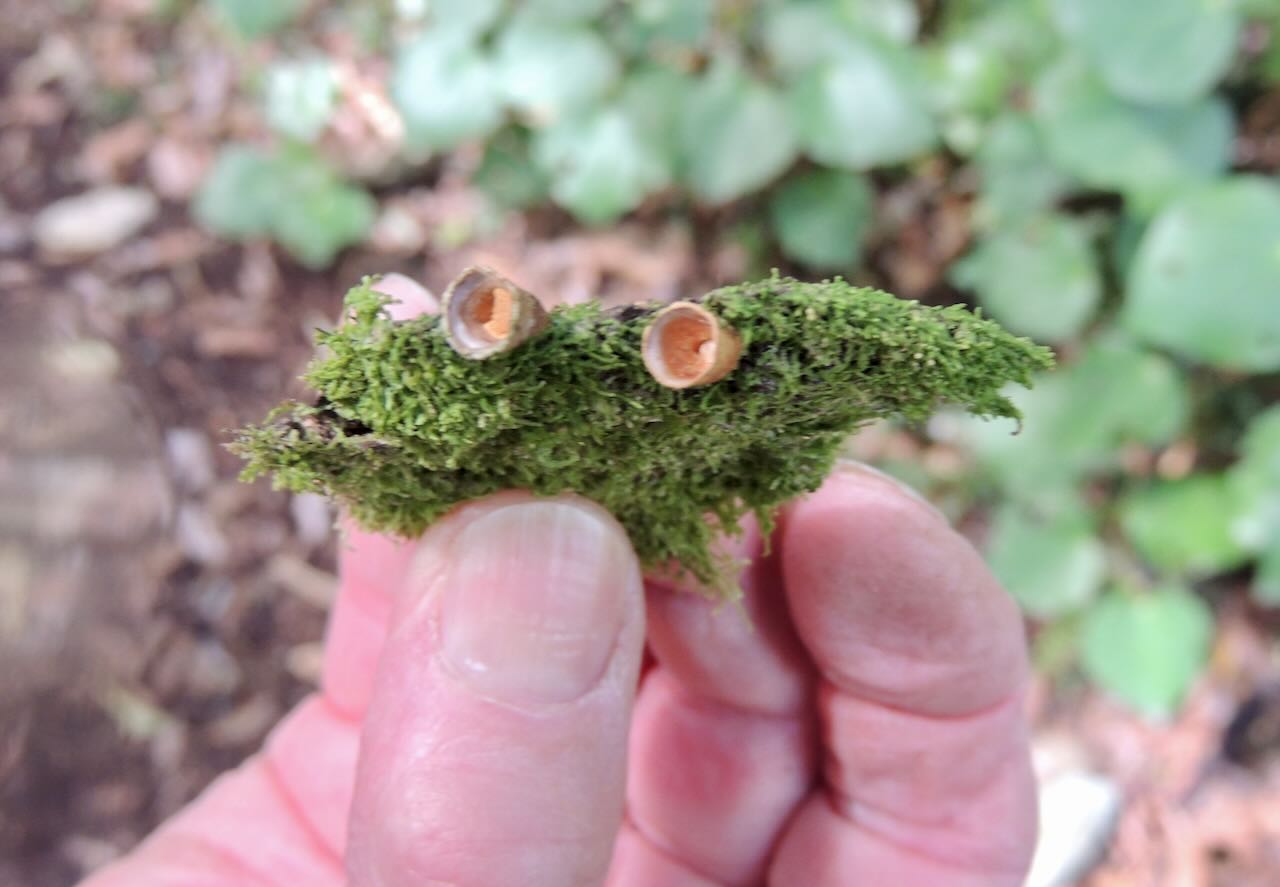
[789,37,935,170]
[760,3,856,77]
[952,215,1100,344]
[393,32,502,151]
[274,176,376,270]
[986,503,1106,618]
[533,108,669,224]
[495,21,619,122]
[518,0,610,22]
[1050,0,1239,104]
[1033,60,1232,208]
[680,62,797,204]
[427,0,503,37]
[951,335,1188,500]
[844,0,920,45]
[1124,177,1280,372]
[1120,474,1251,577]
[1080,585,1212,718]
[210,0,303,39]
[974,112,1071,227]
[619,0,713,51]
[194,145,282,237]
[1255,546,1280,605]
[264,59,337,142]
[472,128,549,211]
[620,65,692,168]
[769,168,874,269]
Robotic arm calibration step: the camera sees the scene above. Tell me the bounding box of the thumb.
[346,493,646,887]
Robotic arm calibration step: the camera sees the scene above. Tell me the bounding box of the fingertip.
[781,467,1027,717]
[371,273,439,319]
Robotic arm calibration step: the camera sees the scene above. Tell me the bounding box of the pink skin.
[82,278,1037,887]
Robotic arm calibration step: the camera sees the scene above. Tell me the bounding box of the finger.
[627,524,816,884]
[605,824,723,887]
[322,525,416,719]
[80,697,351,887]
[373,272,439,319]
[769,466,1036,884]
[626,671,816,885]
[321,272,436,719]
[781,464,1027,716]
[645,517,812,716]
[346,493,647,887]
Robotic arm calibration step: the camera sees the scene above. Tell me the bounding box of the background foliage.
[195,0,1280,719]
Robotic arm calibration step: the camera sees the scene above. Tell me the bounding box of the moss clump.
[234,273,1053,598]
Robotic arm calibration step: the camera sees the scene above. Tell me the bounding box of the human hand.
[83,283,1036,887]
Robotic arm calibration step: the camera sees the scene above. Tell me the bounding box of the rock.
[205,695,279,749]
[164,428,215,493]
[33,186,159,257]
[290,492,333,548]
[267,553,337,610]
[184,640,243,699]
[1026,740,1124,887]
[174,503,229,566]
[285,642,325,686]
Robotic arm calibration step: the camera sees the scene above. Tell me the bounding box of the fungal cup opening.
[642,302,742,389]
[442,268,547,359]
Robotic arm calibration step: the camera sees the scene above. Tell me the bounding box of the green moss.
[234,273,1053,598]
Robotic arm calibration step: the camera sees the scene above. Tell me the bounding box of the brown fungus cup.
[442,267,549,359]
[641,301,743,389]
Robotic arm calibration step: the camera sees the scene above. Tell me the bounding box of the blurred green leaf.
[952,214,1100,344]
[973,112,1071,227]
[194,145,280,237]
[844,0,920,44]
[1227,407,1280,600]
[428,0,503,37]
[393,31,502,151]
[761,0,918,79]
[1256,546,1280,605]
[1033,59,1233,209]
[1080,585,1212,718]
[769,168,874,269]
[1050,0,1239,104]
[947,0,1062,75]
[1125,177,1280,372]
[519,0,610,22]
[927,37,1011,118]
[473,128,550,211]
[618,0,713,51]
[680,61,797,204]
[1121,475,1251,577]
[789,36,935,170]
[1240,406,1280,480]
[264,59,337,142]
[273,173,377,269]
[533,107,669,224]
[195,145,373,268]
[620,64,692,168]
[950,335,1188,500]
[495,20,619,123]
[761,2,856,77]
[209,0,303,39]
[987,501,1107,618]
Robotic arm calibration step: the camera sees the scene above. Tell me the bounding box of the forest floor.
[1,4,1278,886]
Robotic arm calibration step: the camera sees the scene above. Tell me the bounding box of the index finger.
[322,273,437,719]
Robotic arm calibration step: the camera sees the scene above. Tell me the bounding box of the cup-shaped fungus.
[642,301,743,389]
[442,267,549,359]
